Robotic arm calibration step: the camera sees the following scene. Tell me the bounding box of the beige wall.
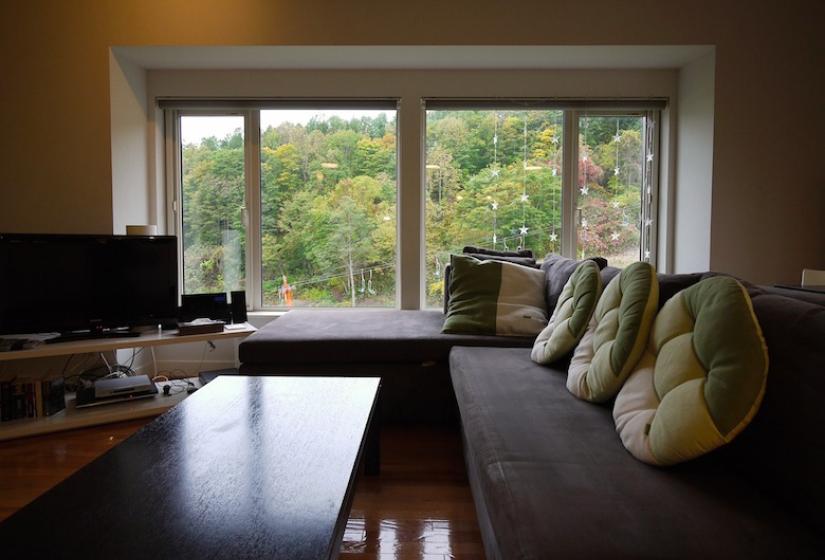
[1,0,822,283]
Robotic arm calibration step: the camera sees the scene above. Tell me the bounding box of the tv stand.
[0,323,256,441]
[46,329,141,345]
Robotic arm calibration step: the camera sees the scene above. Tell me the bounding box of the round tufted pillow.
[613,275,768,466]
[531,260,602,365]
[567,261,659,403]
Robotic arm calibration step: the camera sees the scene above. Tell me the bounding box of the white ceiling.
[114,45,714,70]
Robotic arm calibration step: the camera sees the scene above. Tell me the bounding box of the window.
[425,109,564,307]
[167,100,660,311]
[258,109,397,307]
[424,106,658,308]
[576,114,653,267]
[179,115,246,294]
[171,105,397,308]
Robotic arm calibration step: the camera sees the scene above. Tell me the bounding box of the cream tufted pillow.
[531,260,602,365]
[613,276,769,466]
[567,261,659,403]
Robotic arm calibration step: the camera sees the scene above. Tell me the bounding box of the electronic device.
[179,292,231,323]
[75,374,159,408]
[0,234,178,340]
[230,290,247,323]
[178,319,225,336]
[94,374,155,398]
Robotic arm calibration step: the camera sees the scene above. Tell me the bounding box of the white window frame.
[165,102,661,311]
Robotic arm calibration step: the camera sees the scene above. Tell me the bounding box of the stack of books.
[0,378,65,422]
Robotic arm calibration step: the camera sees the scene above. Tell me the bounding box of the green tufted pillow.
[567,261,659,403]
[530,260,602,365]
[613,275,769,466]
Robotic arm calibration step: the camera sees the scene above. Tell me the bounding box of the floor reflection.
[339,426,484,560]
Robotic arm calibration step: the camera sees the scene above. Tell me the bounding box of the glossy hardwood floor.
[0,420,484,560]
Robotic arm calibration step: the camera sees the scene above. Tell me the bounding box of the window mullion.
[166,110,184,299]
[245,110,262,310]
[561,110,577,258]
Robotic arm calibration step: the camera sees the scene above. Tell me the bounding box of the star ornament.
[490,167,500,178]
[579,186,589,196]
[549,232,558,242]
[611,232,620,242]
[491,201,499,211]
[581,219,589,229]
[551,135,559,145]
[519,226,529,236]
[613,134,621,142]
[520,193,529,203]
[614,167,621,175]
[551,168,557,177]
[646,153,654,162]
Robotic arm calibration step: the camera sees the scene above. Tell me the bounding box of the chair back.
[801,268,825,287]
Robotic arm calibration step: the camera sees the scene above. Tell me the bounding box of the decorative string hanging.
[549,111,561,245]
[518,116,529,246]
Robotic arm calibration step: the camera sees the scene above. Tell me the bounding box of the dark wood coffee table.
[0,376,380,560]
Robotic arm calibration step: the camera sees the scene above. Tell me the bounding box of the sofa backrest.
[719,292,825,532]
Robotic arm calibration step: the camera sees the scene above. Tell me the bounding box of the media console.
[0,323,256,441]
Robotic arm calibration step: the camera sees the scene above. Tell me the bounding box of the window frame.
[165,102,661,311]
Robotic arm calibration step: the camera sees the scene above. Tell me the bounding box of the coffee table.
[0,375,380,560]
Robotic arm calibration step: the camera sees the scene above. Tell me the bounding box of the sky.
[180,109,396,145]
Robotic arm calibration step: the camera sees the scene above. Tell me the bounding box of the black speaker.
[179,293,231,323]
[230,291,247,324]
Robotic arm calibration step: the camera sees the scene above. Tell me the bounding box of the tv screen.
[0,234,178,335]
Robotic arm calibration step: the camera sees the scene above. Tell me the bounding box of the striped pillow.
[442,255,547,336]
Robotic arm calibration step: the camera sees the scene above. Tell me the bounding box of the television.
[0,234,179,337]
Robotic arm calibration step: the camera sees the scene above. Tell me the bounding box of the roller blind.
[156,98,399,110]
[424,98,667,110]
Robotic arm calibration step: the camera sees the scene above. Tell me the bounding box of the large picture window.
[258,109,397,308]
[168,100,659,311]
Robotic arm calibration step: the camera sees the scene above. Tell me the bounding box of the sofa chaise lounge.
[239,258,825,558]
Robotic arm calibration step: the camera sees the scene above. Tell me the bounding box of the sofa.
[239,257,825,558]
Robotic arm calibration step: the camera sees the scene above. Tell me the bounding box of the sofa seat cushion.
[450,346,824,560]
[239,309,534,365]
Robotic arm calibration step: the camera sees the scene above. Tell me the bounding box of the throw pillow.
[541,254,608,310]
[442,255,547,337]
[462,246,534,258]
[567,261,659,403]
[531,260,603,365]
[613,275,769,466]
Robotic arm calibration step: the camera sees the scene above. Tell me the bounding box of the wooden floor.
[0,419,485,560]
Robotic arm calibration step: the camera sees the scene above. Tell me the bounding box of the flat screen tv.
[0,233,179,336]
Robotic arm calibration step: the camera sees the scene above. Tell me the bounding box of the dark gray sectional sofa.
[239,260,825,559]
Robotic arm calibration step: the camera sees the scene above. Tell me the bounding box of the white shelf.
[0,323,256,362]
[0,324,256,440]
[0,381,198,441]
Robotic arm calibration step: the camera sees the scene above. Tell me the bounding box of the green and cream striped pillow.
[442,255,548,337]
